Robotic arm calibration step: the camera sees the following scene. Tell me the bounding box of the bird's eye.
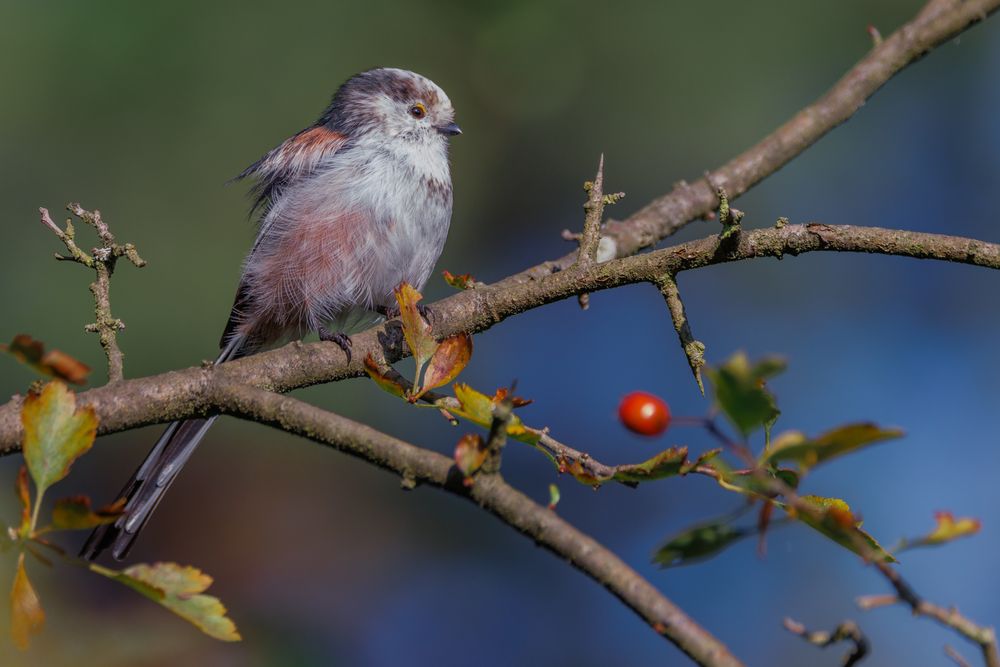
[409,103,427,119]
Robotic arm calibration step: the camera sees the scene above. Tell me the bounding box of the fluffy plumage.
[82,68,460,561]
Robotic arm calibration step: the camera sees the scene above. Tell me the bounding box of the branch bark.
[211,384,745,667]
[2,223,996,452]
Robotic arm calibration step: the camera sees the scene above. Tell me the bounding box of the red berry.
[618,391,671,436]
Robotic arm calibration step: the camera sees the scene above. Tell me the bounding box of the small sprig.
[560,155,625,310]
[783,618,869,667]
[715,187,744,242]
[39,204,145,383]
[655,273,706,394]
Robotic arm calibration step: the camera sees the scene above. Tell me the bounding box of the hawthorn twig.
[208,383,746,667]
[654,273,706,394]
[3,222,1000,450]
[857,572,999,667]
[947,645,974,667]
[39,205,145,383]
[783,617,869,666]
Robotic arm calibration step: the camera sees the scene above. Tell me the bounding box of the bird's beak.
[437,122,462,136]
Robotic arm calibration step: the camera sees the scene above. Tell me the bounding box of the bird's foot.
[376,303,435,324]
[318,327,353,363]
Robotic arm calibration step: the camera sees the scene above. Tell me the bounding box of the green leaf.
[783,495,895,563]
[449,384,540,444]
[93,562,240,642]
[10,553,45,650]
[653,518,751,567]
[763,423,903,470]
[50,495,124,531]
[415,333,472,399]
[547,484,560,510]
[613,447,689,483]
[706,352,785,438]
[21,381,98,496]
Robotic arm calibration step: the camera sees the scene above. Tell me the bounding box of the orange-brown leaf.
[442,270,476,290]
[2,334,90,385]
[10,553,45,650]
[394,283,437,379]
[454,433,487,479]
[416,334,472,399]
[363,354,407,399]
[16,466,30,535]
[51,495,125,531]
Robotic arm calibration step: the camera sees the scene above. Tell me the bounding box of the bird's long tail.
[80,336,246,561]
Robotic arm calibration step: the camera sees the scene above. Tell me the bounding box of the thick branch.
[211,384,745,667]
[1,223,996,451]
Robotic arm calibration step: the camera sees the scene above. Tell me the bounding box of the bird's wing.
[234,124,349,218]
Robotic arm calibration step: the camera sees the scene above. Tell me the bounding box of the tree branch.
[858,567,999,667]
[39,204,146,384]
[2,222,996,451]
[209,384,746,667]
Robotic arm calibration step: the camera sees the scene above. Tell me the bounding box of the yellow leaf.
[10,553,45,650]
[93,562,240,642]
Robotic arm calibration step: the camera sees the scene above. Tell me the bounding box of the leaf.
[654,519,751,568]
[563,458,612,487]
[454,433,487,484]
[547,484,560,510]
[16,466,30,536]
[784,495,895,563]
[10,553,45,650]
[394,283,438,383]
[924,511,981,545]
[21,381,98,496]
[50,495,124,530]
[363,354,407,399]
[706,352,785,438]
[2,334,91,385]
[763,423,904,470]
[492,388,533,408]
[679,448,722,475]
[613,447,689,483]
[898,511,982,552]
[94,562,240,642]
[450,384,540,444]
[442,270,476,290]
[415,334,472,399]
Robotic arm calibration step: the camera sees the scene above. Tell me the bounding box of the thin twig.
[783,617,869,666]
[38,204,145,384]
[578,154,606,266]
[857,572,1000,667]
[210,384,746,667]
[946,645,974,667]
[654,273,706,394]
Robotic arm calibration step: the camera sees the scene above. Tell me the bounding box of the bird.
[81,67,461,561]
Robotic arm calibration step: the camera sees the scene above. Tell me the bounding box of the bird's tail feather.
[80,336,246,561]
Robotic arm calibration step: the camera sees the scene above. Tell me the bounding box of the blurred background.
[1,1,998,665]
